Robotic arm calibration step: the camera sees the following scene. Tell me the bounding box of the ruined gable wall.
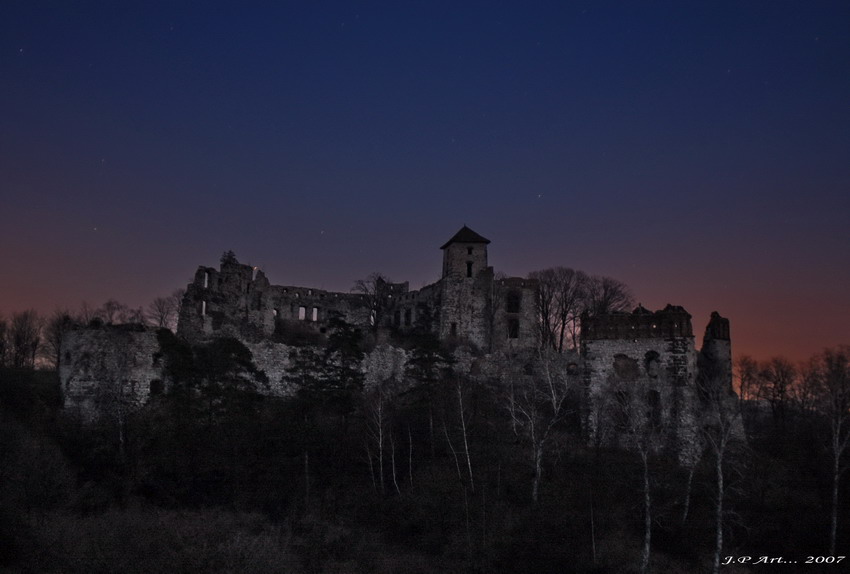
[490,277,539,353]
[60,326,162,420]
[178,259,373,343]
[581,307,700,461]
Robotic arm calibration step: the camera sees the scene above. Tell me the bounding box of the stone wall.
[581,306,701,462]
[60,325,162,420]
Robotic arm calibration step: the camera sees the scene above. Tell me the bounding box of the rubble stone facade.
[581,305,732,461]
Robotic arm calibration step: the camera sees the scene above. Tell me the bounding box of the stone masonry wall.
[60,326,162,420]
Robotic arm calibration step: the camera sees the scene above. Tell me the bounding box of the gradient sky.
[2,1,848,362]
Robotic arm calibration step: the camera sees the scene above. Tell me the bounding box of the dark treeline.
[1,313,849,572]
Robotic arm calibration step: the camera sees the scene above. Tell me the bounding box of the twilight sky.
[1,1,848,362]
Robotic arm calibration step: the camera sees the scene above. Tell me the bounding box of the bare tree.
[147,296,178,329]
[77,301,102,325]
[41,309,77,370]
[503,349,573,503]
[352,272,391,331]
[699,375,745,574]
[805,347,850,555]
[582,275,634,316]
[100,299,128,325]
[10,310,42,369]
[755,357,797,430]
[606,378,668,574]
[528,267,589,352]
[364,378,393,494]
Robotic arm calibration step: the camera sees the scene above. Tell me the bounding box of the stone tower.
[698,311,733,393]
[438,226,493,348]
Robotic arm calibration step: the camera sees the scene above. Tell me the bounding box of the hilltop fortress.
[60,226,733,459]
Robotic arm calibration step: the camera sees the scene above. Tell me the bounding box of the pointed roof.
[440,226,491,249]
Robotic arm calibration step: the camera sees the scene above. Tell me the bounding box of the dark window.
[150,379,164,396]
[644,351,661,378]
[394,310,401,326]
[613,354,640,380]
[404,309,412,326]
[450,322,458,336]
[467,247,473,255]
[508,318,519,339]
[466,261,473,277]
[506,292,521,313]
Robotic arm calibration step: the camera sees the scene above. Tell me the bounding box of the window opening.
[466,261,473,277]
[298,306,306,320]
[508,318,519,339]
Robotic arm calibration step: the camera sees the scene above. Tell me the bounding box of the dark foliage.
[2,344,849,573]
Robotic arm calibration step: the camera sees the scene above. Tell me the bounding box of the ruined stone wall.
[698,311,732,392]
[178,257,373,344]
[490,277,539,353]
[384,281,441,335]
[60,326,162,420]
[581,306,700,461]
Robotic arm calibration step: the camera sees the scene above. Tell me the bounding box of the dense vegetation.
[0,307,848,572]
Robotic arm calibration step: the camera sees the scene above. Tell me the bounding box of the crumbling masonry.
[60,226,733,459]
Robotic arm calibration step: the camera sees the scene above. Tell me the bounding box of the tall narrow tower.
[439,226,493,348]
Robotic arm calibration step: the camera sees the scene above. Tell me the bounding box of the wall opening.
[467,247,473,255]
[311,307,318,322]
[298,306,306,320]
[150,379,164,396]
[404,309,412,326]
[273,308,279,317]
[506,292,521,313]
[466,261,473,277]
[203,271,209,288]
[394,310,401,327]
[201,301,207,316]
[508,318,519,339]
[450,322,458,336]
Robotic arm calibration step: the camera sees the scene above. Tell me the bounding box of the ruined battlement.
[582,304,694,340]
[703,311,730,341]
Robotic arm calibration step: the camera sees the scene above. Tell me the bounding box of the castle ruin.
[60,226,734,460]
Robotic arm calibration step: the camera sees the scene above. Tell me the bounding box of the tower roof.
[440,226,491,249]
